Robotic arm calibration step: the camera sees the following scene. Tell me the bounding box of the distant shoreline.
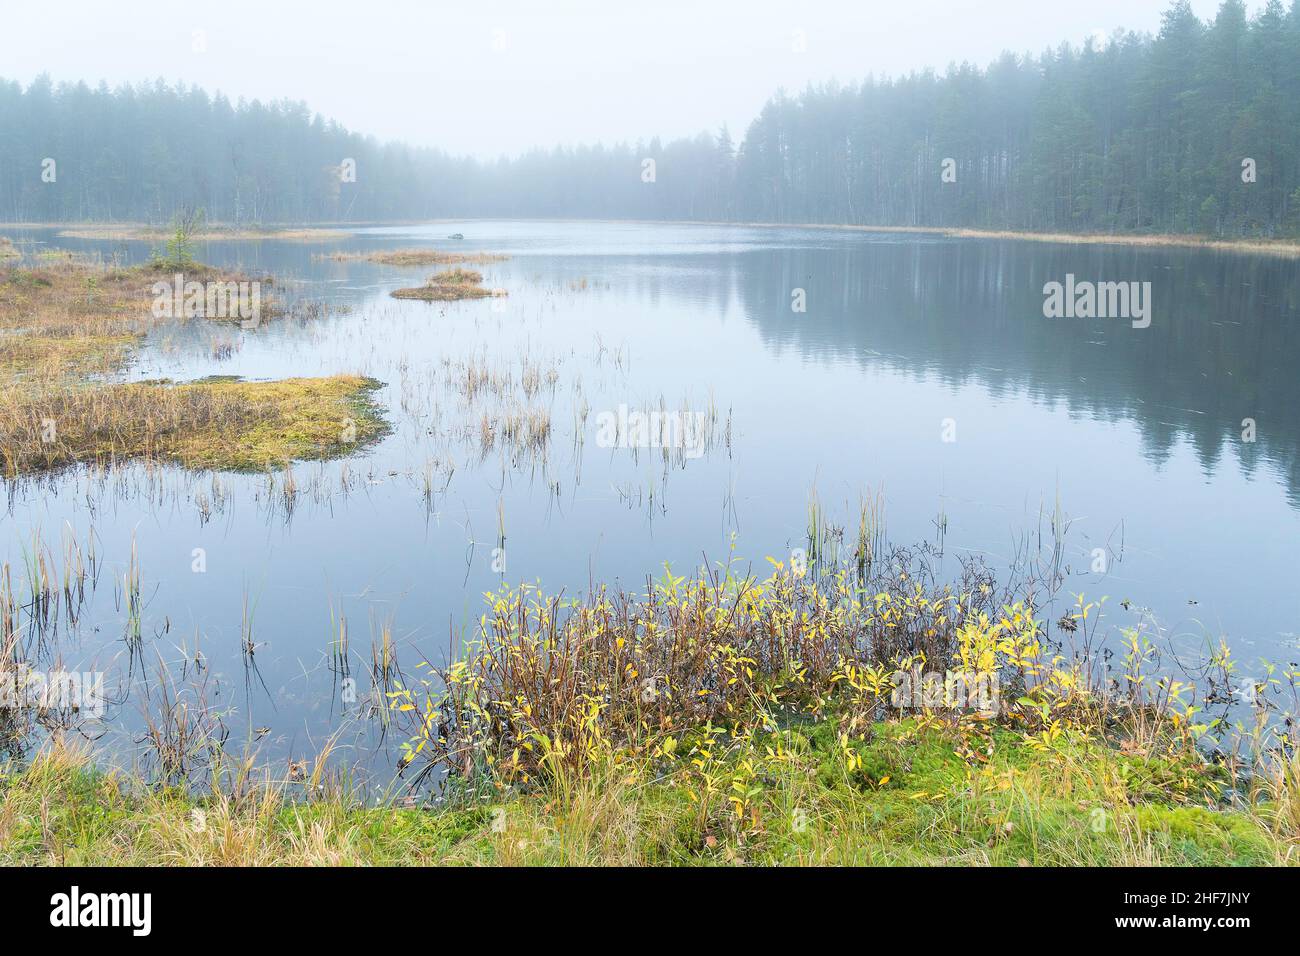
[0,224,349,242]
[759,222,1300,256]
[3,218,1299,257]
[551,219,1300,257]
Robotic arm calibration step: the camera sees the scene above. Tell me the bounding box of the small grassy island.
[391,265,506,301]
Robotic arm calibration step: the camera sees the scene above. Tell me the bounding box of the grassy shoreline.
[6,564,1294,867]
[2,717,1291,866]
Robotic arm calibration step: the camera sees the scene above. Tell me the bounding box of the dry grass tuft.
[430,267,483,285]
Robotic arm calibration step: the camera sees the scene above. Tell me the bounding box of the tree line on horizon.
[2,0,1298,237]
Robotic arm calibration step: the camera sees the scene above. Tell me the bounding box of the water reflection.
[731,238,1300,503]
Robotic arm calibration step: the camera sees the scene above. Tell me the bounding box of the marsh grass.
[0,258,275,385]
[1,262,153,364]
[0,375,388,476]
[425,353,559,464]
[0,333,138,384]
[941,227,1300,257]
[0,525,101,758]
[320,249,509,266]
[431,267,483,285]
[392,284,498,301]
[0,257,388,476]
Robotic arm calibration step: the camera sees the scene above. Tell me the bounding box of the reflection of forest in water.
[720,238,1300,507]
[47,224,1300,508]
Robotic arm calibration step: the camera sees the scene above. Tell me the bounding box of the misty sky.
[2,0,1267,158]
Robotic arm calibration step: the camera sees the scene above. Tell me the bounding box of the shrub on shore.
[380,555,1298,862]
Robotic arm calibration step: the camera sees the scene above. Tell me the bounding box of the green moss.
[0,719,1287,867]
[1130,804,1277,865]
[157,374,390,471]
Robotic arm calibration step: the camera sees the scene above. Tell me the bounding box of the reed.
[390,542,1296,828]
[367,614,400,723]
[0,527,96,657]
[853,489,885,584]
[241,587,259,662]
[121,535,143,648]
[138,654,229,787]
[329,607,349,674]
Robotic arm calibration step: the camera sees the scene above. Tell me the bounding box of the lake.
[4,220,1298,784]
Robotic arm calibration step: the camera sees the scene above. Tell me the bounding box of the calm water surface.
[5,220,1298,782]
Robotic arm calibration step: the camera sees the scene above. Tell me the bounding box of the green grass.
[1,719,1290,866]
